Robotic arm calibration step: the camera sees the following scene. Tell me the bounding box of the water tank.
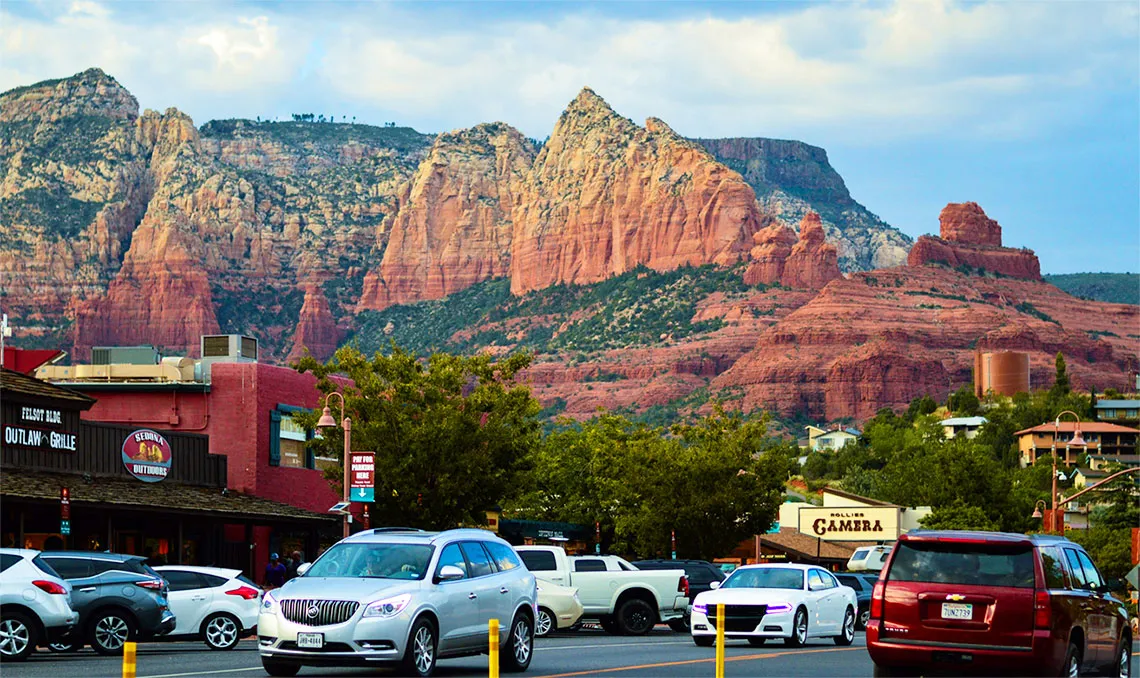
[974,351,1030,397]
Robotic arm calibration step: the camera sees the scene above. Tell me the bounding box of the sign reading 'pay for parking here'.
[350,452,375,503]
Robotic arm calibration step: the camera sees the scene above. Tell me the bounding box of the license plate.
[941,603,972,620]
[297,633,324,649]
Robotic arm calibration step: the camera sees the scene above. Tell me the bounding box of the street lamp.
[317,392,352,539]
[1044,411,1086,534]
[1031,500,1046,520]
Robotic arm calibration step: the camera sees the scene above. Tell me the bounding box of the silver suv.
[0,548,78,661]
[258,528,537,677]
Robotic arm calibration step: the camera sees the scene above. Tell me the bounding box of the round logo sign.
[121,429,172,482]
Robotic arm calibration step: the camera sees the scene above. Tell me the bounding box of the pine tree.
[1050,352,1071,399]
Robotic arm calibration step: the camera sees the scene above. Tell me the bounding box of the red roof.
[1015,421,1139,436]
[2,347,65,375]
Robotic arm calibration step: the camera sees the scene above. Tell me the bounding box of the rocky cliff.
[286,284,341,362]
[742,212,842,289]
[908,202,1041,279]
[695,137,911,271]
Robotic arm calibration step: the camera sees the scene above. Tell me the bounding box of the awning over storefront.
[499,519,591,542]
[2,469,333,523]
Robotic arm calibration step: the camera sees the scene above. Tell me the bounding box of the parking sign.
[350,452,375,503]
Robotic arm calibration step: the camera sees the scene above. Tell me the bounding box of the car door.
[570,559,612,612]
[484,541,528,625]
[433,543,480,653]
[42,556,98,623]
[1063,547,1105,667]
[806,569,839,634]
[162,570,213,636]
[1075,550,1117,666]
[820,570,848,627]
[459,542,502,630]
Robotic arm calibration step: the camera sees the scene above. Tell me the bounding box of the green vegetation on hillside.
[1044,273,1139,305]
[199,119,432,156]
[0,186,104,241]
[351,264,760,356]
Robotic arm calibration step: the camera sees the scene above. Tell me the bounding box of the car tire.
[400,616,437,677]
[89,610,135,656]
[1062,641,1081,678]
[201,613,241,651]
[857,606,870,630]
[1097,634,1130,678]
[667,617,690,633]
[0,610,37,662]
[693,635,714,647]
[500,612,534,673]
[615,598,655,636]
[748,638,767,647]
[535,607,555,638]
[784,607,808,647]
[261,658,301,677]
[834,607,855,646]
[599,615,621,635]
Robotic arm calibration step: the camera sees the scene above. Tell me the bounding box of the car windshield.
[305,543,434,580]
[722,567,804,590]
[850,550,868,561]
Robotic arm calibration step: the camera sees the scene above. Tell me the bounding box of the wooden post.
[488,618,500,678]
[715,603,725,678]
[122,641,136,678]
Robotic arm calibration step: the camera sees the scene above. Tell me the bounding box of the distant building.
[940,416,988,439]
[1094,400,1140,428]
[810,428,861,451]
[973,351,1030,398]
[1015,421,1140,467]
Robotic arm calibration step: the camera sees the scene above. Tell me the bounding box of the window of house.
[279,413,307,468]
[1101,409,1116,419]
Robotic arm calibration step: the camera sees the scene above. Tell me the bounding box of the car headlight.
[261,592,277,613]
[765,603,792,614]
[692,603,707,615]
[363,593,412,618]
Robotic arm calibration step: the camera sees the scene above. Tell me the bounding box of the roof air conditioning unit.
[91,346,160,365]
[198,335,258,381]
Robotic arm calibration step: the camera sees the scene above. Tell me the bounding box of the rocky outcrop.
[908,202,1041,279]
[358,123,535,311]
[509,89,767,295]
[287,284,340,362]
[781,213,842,289]
[743,224,798,285]
[694,137,911,271]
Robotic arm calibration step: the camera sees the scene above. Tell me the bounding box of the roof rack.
[368,527,427,534]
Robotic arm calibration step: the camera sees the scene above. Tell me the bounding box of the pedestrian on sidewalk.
[264,552,287,589]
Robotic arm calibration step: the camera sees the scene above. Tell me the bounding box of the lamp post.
[1044,411,1086,534]
[317,392,352,539]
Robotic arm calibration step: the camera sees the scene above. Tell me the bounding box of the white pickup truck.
[516,546,689,635]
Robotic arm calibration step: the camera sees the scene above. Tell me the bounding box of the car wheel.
[535,607,555,638]
[748,638,767,647]
[668,617,691,633]
[858,606,870,630]
[1105,636,1130,678]
[784,607,808,647]
[202,613,241,651]
[615,598,655,636]
[400,616,437,677]
[0,611,37,662]
[500,612,534,673]
[693,635,714,647]
[89,611,135,656]
[1062,641,1081,678]
[261,658,301,677]
[834,607,855,646]
[599,615,620,635]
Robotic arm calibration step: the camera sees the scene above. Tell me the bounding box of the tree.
[947,385,981,417]
[905,395,938,422]
[919,501,999,531]
[1050,352,1071,399]
[293,345,541,529]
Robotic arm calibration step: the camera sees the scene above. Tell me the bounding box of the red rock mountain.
[742,212,841,289]
[287,284,340,362]
[908,202,1041,279]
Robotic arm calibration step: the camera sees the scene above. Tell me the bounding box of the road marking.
[538,646,864,677]
[538,640,692,652]
[141,668,264,678]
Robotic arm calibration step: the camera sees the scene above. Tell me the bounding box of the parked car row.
[0,548,262,661]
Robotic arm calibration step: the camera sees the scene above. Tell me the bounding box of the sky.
[2,0,1138,274]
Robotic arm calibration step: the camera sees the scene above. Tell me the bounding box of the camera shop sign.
[798,507,900,541]
[3,406,77,452]
[122,429,173,482]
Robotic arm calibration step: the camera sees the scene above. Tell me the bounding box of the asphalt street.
[4,627,877,678]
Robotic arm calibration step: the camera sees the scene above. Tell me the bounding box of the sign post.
[595,521,601,555]
[349,453,375,504]
[671,530,676,560]
[60,487,71,540]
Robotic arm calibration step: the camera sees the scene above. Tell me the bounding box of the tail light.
[33,580,67,595]
[226,585,261,600]
[870,580,885,619]
[678,576,690,598]
[135,579,163,591]
[1034,590,1051,629]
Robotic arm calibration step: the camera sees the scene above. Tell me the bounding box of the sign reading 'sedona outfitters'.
[122,429,173,482]
[798,506,900,542]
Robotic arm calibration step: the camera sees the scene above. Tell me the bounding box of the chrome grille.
[280,599,360,627]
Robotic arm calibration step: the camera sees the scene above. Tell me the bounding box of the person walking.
[264,552,287,590]
[286,551,304,580]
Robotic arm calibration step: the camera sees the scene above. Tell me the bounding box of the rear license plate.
[941,603,972,620]
[297,633,324,649]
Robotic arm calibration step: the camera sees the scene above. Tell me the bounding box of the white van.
[846,545,891,572]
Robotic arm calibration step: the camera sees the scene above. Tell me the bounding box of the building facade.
[1015,421,1140,467]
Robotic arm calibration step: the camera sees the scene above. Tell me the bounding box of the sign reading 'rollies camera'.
[122,429,173,482]
[798,506,901,541]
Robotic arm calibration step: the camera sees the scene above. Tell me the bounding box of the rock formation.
[908,202,1041,279]
[287,284,340,362]
[509,89,767,295]
[358,123,535,311]
[743,224,798,286]
[742,212,841,289]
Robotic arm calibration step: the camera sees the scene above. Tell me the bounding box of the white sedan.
[535,581,584,637]
[690,563,857,648]
[154,566,262,650]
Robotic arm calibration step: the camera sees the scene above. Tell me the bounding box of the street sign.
[766,521,781,534]
[60,520,71,535]
[349,452,375,503]
[60,487,70,535]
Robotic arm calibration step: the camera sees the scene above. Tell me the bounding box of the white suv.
[0,548,78,661]
[258,528,537,677]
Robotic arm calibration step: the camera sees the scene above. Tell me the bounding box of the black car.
[835,572,879,629]
[633,559,726,631]
[39,552,176,655]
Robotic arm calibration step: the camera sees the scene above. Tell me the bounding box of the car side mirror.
[709,581,720,590]
[1100,578,1127,593]
[437,565,465,583]
[296,563,311,577]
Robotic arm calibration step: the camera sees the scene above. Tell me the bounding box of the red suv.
[866,531,1132,677]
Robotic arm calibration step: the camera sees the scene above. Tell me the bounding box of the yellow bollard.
[714,603,725,678]
[489,618,500,678]
[122,641,136,678]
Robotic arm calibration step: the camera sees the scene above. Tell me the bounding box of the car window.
[0,554,19,573]
[849,549,868,562]
[821,571,839,588]
[1075,551,1104,590]
[808,570,828,590]
[89,560,127,576]
[436,544,468,581]
[200,573,229,588]
[723,568,804,590]
[519,551,557,572]
[460,542,495,579]
[687,566,717,586]
[1039,547,1068,589]
[574,559,607,572]
[31,556,61,579]
[44,557,91,580]
[836,575,862,591]
[1063,549,1088,588]
[484,542,522,572]
[162,570,205,591]
[887,541,1034,588]
[306,543,434,580]
[617,560,634,571]
[237,574,258,588]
